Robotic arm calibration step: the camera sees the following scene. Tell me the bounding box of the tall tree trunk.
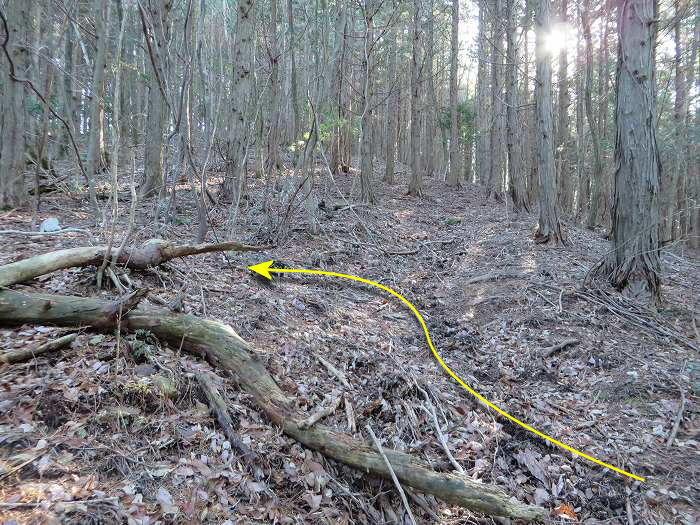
[0,0,30,209]
[60,25,75,160]
[330,1,349,174]
[422,0,436,179]
[688,0,700,248]
[475,2,490,186]
[84,0,111,213]
[140,0,172,198]
[446,0,461,187]
[582,1,603,229]
[556,0,570,213]
[506,0,528,211]
[287,0,300,144]
[408,0,423,197]
[606,0,661,301]
[384,17,398,184]
[575,3,587,216]
[265,0,282,175]
[521,0,537,203]
[224,0,256,202]
[666,1,686,242]
[534,0,564,243]
[359,0,376,203]
[486,0,503,200]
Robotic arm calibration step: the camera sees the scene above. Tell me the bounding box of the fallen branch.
[541,338,580,358]
[665,389,686,449]
[0,289,545,520]
[0,228,93,237]
[195,371,262,478]
[0,332,77,364]
[0,239,271,287]
[299,395,343,430]
[315,353,352,389]
[367,424,418,525]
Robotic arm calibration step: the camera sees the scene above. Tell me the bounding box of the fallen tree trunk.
[0,239,270,288]
[0,289,545,521]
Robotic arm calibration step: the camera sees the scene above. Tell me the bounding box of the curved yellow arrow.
[249,260,645,481]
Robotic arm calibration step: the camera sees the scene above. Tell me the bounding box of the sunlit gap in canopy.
[542,22,576,55]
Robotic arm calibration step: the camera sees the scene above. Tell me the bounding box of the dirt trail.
[0,170,697,524]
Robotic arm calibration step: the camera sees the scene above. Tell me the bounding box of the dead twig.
[366,425,417,525]
[541,338,580,358]
[299,395,343,430]
[665,388,686,448]
[0,228,93,237]
[0,332,77,364]
[315,353,352,389]
[344,393,356,433]
[420,400,465,475]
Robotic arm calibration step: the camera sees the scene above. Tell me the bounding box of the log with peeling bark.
[0,239,270,288]
[0,289,546,521]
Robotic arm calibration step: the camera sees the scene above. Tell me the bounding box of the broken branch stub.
[0,289,545,521]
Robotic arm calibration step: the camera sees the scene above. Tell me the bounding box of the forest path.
[0,169,697,523]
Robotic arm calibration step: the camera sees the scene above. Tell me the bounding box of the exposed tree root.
[0,289,546,521]
[0,239,270,287]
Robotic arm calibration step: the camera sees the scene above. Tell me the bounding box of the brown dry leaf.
[514,449,548,486]
[552,503,577,520]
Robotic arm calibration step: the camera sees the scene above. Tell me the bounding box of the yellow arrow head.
[248,260,275,280]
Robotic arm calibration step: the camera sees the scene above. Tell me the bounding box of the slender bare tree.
[534,0,564,243]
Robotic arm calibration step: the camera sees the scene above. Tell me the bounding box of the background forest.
[0,0,698,524]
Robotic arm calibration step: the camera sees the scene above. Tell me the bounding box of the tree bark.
[446,0,461,187]
[534,0,564,243]
[582,1,603,230]
[475,2,490,186]
[506,0,528,211]
[265,0,282,175]
[408,0,423,197]
[383,17,398,184]
[555,0,570,213]
[606,0,662,300]
[0,288,545,522]
[486,0,504,200]
[141,0,172,199]
[422,0,436,179]
[83,0,111,213]
[224,0,256,201]
[359,0,377,204]
[0,0,30,209]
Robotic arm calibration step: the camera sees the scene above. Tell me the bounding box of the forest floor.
[0,159,698,525]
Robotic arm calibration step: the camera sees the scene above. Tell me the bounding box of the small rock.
[39,217,61,232]
[134,364,157,377]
